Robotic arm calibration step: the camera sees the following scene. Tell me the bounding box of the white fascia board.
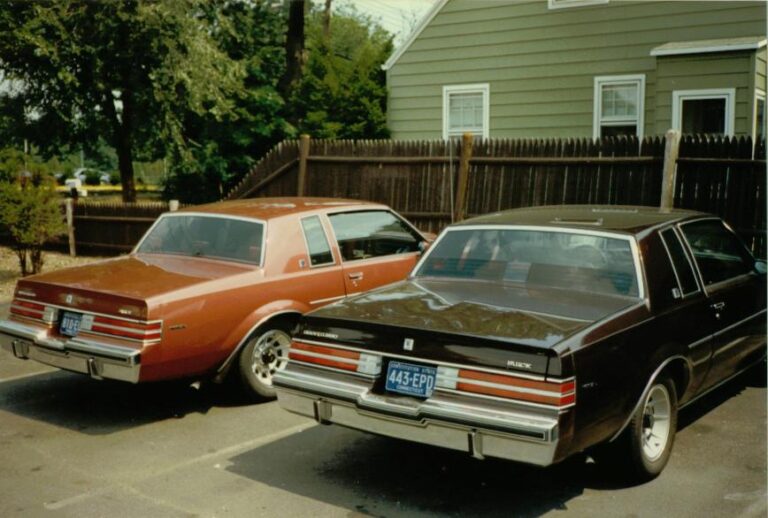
[382,0,450,71]
[651,39,767,57]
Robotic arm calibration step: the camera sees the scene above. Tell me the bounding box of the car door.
[679,218,767,390]
[327,210,425,296]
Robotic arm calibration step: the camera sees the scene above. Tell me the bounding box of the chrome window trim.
[133,211,267,267]
[299,215,336,268]
[412,224,646,300]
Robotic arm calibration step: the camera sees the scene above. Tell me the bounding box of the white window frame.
[672,88,736,137]
[442,84,490,140]
[754,89,765,140]
[593,75,645,139]
[548,0,609,9]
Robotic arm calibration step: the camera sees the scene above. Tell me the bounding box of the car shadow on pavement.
[0,369,238,435]
[227,423,601,517]
[227,371,764,516]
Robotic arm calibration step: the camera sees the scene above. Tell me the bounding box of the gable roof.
[382,0,449,71]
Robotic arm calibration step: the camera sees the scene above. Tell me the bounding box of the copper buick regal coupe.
[0,197,429,399]
[275,206,766,481]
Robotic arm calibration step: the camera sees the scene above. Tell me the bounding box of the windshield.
[137,215,265,265]
[415,227,640,297]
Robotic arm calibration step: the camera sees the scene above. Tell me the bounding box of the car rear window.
[416,227,640,297]
[137,215,265,265]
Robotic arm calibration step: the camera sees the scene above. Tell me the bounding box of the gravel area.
[0,247,106,303]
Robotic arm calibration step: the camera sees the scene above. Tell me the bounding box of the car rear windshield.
[415,227,640,297]
[137,215,265,265]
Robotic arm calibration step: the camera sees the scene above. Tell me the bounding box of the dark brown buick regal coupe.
[275,205,766,481]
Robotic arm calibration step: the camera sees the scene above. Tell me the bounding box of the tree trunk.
[279,0,306,99]
[322,0,332,42]
[104,89,136,202]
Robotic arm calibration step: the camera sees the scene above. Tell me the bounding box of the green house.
[384,0,766,140]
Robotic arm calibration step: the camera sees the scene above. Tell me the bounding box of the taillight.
[289,341,381,375]
[436,366,575,408]
[83,315,162,343]
[10,299,56,324]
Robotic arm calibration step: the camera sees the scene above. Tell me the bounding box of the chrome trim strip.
[309,294,347,305]
[295,337,559,382]
[713,336,750,358]
[687,335,711,350]
[687,309,765,351]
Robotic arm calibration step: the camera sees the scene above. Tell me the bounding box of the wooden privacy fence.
[67,200,182,254]
[226,132,766,256]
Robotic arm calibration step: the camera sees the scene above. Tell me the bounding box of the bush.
[109,171,120,185]
[0,180,66,275]
[83,170,102,185]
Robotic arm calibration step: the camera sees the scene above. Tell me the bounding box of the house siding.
[387,0,766,139]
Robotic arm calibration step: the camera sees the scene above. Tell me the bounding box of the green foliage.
[0,178,66,276]
[290,6,393,139]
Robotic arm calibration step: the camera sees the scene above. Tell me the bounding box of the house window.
[755,90,765,141]
[548,0,609,8]
[593,75,645,139]
[672,89,735,136]
[443,84,489,140]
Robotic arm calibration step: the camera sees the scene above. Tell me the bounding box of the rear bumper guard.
[0,320,141,383]
[274,365,560,466]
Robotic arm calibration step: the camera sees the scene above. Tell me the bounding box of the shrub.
[109,171,120,185]
[84,170,102,185]
[0,180,66,276]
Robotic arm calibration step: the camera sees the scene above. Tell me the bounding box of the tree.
[290,5,393,139]
[0,1,244,202]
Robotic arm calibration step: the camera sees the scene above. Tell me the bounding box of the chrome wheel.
[641,384,672,462]
[248,328,291,387]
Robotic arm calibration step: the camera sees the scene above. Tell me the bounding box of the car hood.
[311,278,640,348]
[18,254,258,302]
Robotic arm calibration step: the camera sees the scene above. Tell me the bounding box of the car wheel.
[238,321,293,400]
[624,376,678,481]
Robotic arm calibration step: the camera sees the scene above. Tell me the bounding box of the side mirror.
[755,261,767,275]
[418,240,430,255]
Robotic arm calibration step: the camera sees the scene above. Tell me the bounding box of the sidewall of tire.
[627,376,678,481]
[237,321,292,401]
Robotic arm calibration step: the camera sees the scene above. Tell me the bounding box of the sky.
[333,0,438,45]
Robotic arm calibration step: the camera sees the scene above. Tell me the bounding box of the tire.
[237,320,293,401]
[623,376,678,482]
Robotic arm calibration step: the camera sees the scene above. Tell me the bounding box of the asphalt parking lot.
[0,344,765,518]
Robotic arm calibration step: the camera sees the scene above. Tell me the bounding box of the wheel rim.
[249,329,291,387]
[641,384,672,462]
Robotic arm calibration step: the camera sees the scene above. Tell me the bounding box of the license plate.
[385,361,436,398]
[60,311,82,337]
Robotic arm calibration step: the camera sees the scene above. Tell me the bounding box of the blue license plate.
[60,311,82,337]
[385,361,436,398]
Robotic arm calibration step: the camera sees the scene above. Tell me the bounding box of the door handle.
[348,272,364,281]
[711,302,726,311]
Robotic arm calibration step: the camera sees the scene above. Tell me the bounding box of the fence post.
[297,134,310,196]
[453,132,474,222]
[169,199,179,212]
[65,199,76,257]
[660,129,681,210]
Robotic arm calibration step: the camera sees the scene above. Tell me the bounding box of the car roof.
[457,205,709,235]
[178,197,385,220]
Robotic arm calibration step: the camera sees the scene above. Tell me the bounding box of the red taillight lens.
[289,341,381,375]
[89,315,162,342]
[10,299,54,324]
[437,366,575,408]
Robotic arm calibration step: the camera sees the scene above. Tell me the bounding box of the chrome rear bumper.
[0,320,141,383]
[274,365,561,466]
